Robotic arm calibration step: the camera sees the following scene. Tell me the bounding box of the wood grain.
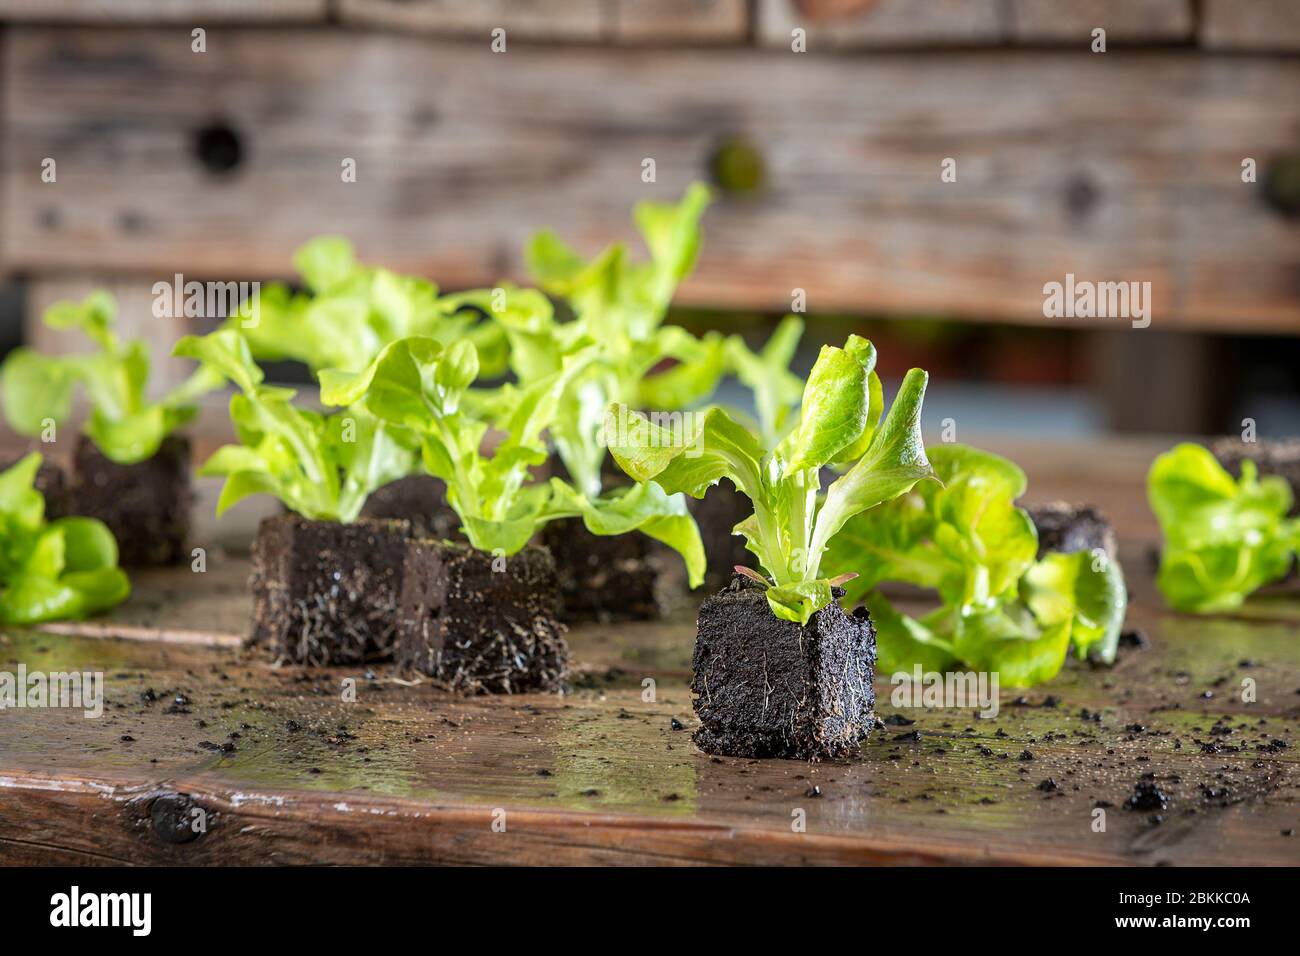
[0,437,1296,866]
[0,0,327,22]
[3,28,1297,332]
[757,0,1006,48]
[1200,0,1300,51]
[1007,0,1193,44]
[610,0,749,44]
[1,556,1297,865]
[341,0,750,44]
[338,0,605,42]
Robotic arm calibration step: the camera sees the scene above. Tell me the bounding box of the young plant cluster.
[0,454,129,625]
[0,183,1147,701]
[187,187,738,584]
[489,181,727,501]
[229,236,506,378]
[608,335,935,624]
[822,444,1128,687]
[174,330,417,523]
[1148,443,1298,613]
[1,292,221,464]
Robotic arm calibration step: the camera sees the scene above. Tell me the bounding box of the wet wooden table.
[1,437,1297,866]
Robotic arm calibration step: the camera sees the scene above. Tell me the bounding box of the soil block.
[397,540,567,694]
[541,455,688,622]
[1212,437,1300,515]
[542,518,679,621]
[1027,501,1117,561]
[361,474,463,541]
[691,575,876,760]
[71,434,193,566]
[249,514,411,666]
[688,480,753,592]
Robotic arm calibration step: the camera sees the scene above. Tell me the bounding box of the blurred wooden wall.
[0,1,1297,429]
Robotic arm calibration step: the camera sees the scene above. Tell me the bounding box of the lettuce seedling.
[495,183,727,499]
[1148,442,1298,613]
[607,336,933,624]
[723,314,806,448]
[0,453,130,625]
[823,444,1128,687]
[319,336,705,581]
[228,236,507,377]
[0,292,222,464]
[173,330,416,522]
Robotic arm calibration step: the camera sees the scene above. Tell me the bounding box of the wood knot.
[1063,173,1100,220]
[1263,154,1300,218]
[709,136,766,194]
[150,792,204,845]
[193,121,243,176]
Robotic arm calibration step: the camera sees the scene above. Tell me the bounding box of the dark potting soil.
[249,514,412,666]
[71,433,193,566]
[1212,437,1300,515]
[1027,501,1117,560]
[397,539,568,694]
[541,456,688,622]
[361,474,464,541]
[541,518,676,621]
[688,480,753,592]
[691,575,876,760]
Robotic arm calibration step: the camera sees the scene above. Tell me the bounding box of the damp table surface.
[0,437,1298,866]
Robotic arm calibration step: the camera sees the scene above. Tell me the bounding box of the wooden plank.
[341,0,751,44]
[1008,0,1193,43]
[610,0,749,44]
[3,436,1295,866]
[0,0,327,22]
[757,0,1006,48]
[339,0,606,41]
[1200,0,1300,51]
[3,28,1299,332]
[1,553,1297,865]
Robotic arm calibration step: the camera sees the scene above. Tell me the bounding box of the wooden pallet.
[4,26,1299,332]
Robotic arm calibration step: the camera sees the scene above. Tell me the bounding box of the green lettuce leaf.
[544,478,706,588]
[0,292,219,464]
[1148,442,1297,612]
[0,454,130,625]
[808,368,934,564]
[518,184,723,498]
[322,333,709,576]
[1022,549,1127,664]
[868,594,958,676]
[177,330,414,522]
[774,336,878,473]
[824,443,1129,687]
[724,315,805,448]
[606,404,765,502]
[950,605,1073,689]
[607,337,934,623]
[231,236,505,379]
